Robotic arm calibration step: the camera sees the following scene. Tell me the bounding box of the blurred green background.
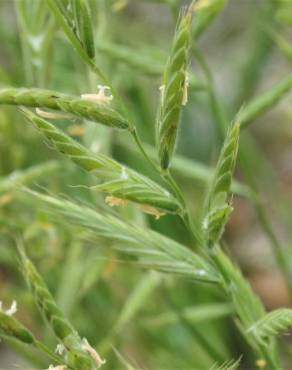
[1,0,292,369]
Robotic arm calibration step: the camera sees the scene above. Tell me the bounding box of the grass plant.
[1,1,292,369]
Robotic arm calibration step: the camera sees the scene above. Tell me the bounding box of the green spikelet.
[24,190,220,284]
[247,308,292,341]
[0,88,129,130]
[18,246,105,370]
[22,108,181,213]
[54,0,75,29]
[0,309,35,344]
[157,5,193,170]
[210,357,241,370]
[72,0,95,58]
[203,123,240,247]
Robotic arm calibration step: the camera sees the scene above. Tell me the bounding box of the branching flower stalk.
[22,186,281,368]
[1,1,292,369]
[17,112,280,367]
[0,2,201,244]
[0,88,201,244]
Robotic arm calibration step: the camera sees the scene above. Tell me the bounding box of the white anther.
[81,85,113,105]
[196,269,206,276]
[90,140,101,153]
[159,85,165,104]
[55,343,66,356]
[120,167,128,180]
[35,108,68,120]
[5,300,17,316]
[182,74,189,106]
[81,338,106,368]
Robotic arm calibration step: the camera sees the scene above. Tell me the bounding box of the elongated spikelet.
[157,6,193,170]
[72,0,95,58]
[0,88,129,129]
[0,310,35,344]
[206,123,240,207]
[247,308,292,341]
[210,357,241,370]
[25,190,220,284]
[19,247,105,370]
[203,123,240,247]
[22,109,181,213]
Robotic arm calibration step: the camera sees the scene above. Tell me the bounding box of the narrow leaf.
[237,74,292,128]
[193,0,227,39]
[143,303,234,327]
[114,271,161,332]
[97,42,165,76]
